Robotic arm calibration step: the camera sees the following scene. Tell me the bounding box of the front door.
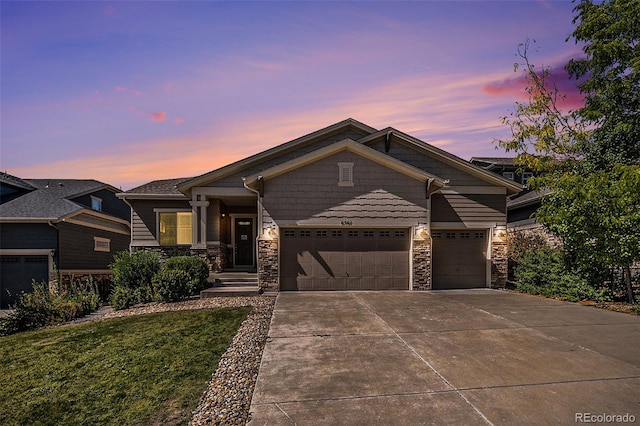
[234,218,254,266]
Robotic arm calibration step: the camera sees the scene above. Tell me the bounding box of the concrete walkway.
[248,290,640,425]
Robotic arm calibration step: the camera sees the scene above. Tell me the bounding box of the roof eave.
[360,130,523,194]
[178,118,379,192]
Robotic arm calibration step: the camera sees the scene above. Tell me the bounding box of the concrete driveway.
[248,290,640,425]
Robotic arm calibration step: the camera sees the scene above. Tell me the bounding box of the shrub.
[515,246,610,302]
[163,256,209,292]
[109,250,159,309]
[153,269,192,303]
[0,280,100,336]
[110,250,160,290]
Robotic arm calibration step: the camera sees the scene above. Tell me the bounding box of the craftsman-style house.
[119,119,522,292]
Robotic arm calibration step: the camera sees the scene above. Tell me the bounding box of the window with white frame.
[91,196,102,212]
[522,172,534,185]
[158,211,193,245]
[338,162,354,186]
[94,237,110,252]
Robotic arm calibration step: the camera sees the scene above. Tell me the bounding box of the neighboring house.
[470,157,535,186]
[119,119,522,292]
[0,174,131,308]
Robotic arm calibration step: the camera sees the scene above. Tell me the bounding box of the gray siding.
[58,222,130,270]
[209,129,370,188]
[368,137,489,186]
[130,199,191,244]
[431,193,506,223]
[262,151,428,226]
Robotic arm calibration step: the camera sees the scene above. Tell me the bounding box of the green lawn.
[0,307,250,426]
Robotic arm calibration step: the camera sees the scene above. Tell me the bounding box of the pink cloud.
[164,82,174,92]
[174,117,184,124]
[483,67,585,111]
[150,112,166,122]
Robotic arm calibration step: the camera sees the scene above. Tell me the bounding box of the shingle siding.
[262,151,428,226]
[431,193,506,223]
[368,138,489,186]
[205,129,370,188]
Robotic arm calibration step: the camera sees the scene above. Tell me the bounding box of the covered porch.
[188,187,259,272]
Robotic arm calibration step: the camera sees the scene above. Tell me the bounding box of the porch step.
[200,286,262,298]
[210,272,259,287]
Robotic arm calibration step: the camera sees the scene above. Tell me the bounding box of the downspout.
[47,220,60,285]
[121,197,135,253]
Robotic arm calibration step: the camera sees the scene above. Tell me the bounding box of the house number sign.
[341,220,353,226]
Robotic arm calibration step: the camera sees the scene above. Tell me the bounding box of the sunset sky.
[1,1,584,190]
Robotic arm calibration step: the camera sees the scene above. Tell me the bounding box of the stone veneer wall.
[140,245,226,273]
[258,239,279,292]
[412,239,431,290]
[491,240,508,288]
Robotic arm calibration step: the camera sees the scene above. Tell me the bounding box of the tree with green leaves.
[497,0,640,303]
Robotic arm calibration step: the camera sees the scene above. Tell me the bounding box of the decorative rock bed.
[102,295,276,425]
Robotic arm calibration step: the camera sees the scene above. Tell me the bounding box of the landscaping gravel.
[101,295,276,425]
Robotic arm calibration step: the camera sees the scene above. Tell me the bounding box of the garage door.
[280,228,410,291]
[432,230,487,289]
[0,255,49,309]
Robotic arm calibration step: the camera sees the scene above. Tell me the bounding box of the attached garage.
[0,254,49,309]
[431,230,488,289]
[280,228,410,291]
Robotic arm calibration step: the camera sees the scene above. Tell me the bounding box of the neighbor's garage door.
[0,255,49,309]
[280,228,410,291]
[432,230,487,289]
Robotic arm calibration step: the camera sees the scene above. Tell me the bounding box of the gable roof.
[470,157,516,167]
[360,128,523,194]
[0,179,118,221]
[0,172,36,192]
[177,118,378,196]
[119,177,192,200]
[243,138,447,192]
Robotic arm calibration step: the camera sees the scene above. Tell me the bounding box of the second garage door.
[1,255,49,309]
[280,228,410,291]
[432,230,488,289]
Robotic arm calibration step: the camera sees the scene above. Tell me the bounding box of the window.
[348,230,359,237]
[300,230,311,237]
[91,196,102,212]
[460,232,470,239]
[474,232,485,239]
[446,232,456,239]
[94,237,110,252]
[332,230,342,237]
[284,229,295,237]
[522,172,534,185]
[502,172,514,181]
[338,162,354,186]
[432,232,441,239]
[316,230,327,237]
[363,230,374,237]
[380,231,390,237]
[159,212,192,245]
[394,230,405,237]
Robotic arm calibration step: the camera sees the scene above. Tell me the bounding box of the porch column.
[190,194,209,249]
